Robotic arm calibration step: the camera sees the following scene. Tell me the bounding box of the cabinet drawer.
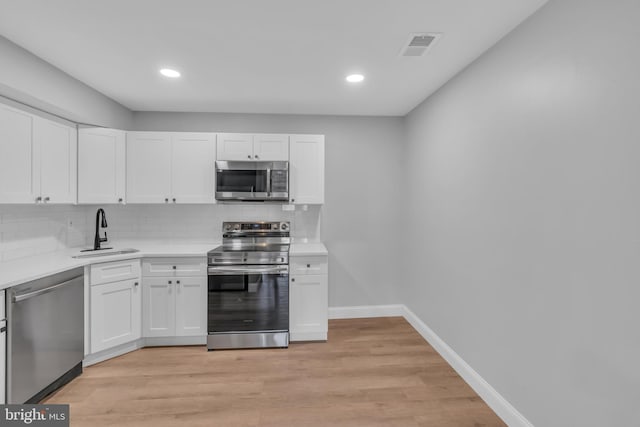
[142,258,206,277]
[90,259,141,286]
[290,256,328,275]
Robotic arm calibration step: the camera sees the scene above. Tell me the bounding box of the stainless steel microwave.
[215,161,289,202]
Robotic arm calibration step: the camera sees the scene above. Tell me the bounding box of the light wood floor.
[44,317,506,426]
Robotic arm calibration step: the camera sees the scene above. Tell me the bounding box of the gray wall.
[133,112,405,307]
[0,35,132,128]
[403,0,640,425]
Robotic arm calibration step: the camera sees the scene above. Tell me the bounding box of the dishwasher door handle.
[12,275,83,303]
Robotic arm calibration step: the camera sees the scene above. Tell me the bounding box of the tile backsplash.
[0,203,321,261]
[0,205,89,262]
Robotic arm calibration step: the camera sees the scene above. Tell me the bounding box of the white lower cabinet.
[90,278,142,353]
[143,277,176,337]
[175,276,207,336]
[89,260,142,354]
[142,258,207,338]
[289,255,328,341]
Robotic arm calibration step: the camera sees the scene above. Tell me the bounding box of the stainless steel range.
[207,221,290,350]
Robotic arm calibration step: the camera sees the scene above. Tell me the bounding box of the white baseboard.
[143,336,206,347]
[329,304,533,427]
[328,304,405,319]
[401,305,533,427]
[83,340,143,367]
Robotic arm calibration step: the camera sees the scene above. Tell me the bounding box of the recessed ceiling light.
[160,68,181,78]
[346,74,364,83]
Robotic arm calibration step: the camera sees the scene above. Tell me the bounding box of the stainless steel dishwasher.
[7,267,84,403]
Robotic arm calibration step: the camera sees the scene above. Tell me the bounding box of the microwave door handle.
[266,168,272,196]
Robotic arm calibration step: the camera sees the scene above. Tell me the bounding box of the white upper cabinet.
[126,132,172,203]
[171,133,216,203]
[0,104,35,203]
[127,132,215,204]
[253,134,289,161]
[216,133,254,161]
[289,134,324,204]
[0,105,77,204]
[35,117,78,204]
[78,127,126,204]
[217,133,289,161]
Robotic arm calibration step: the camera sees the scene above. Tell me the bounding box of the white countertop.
[290,242,328,256]
[0,240,328,290]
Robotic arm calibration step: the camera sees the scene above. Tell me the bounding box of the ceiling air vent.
[400,33,442,57]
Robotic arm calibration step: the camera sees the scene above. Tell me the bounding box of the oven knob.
[224,224,232,231]
[280,223,289,231]
[233,224,240,231]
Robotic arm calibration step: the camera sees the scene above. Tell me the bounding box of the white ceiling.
[0,0,547,116]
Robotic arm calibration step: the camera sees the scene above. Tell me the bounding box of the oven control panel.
[223,221,290,233]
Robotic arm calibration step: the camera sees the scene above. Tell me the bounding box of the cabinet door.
[289,134,324,204]
[253,134,289,161]
[78,127,126,204]
[171,133,216,203]
[289,274,328,341]
[142,277,176,337]
[0,104,36,203]
[91,278,142,353]
[216,133,254,161]
[175,276,207,337]
[34,117,77,204]
[126,132,171,203]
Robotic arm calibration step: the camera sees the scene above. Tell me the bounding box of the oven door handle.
[208,266,289,275]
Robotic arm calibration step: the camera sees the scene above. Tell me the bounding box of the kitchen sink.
[72,248,140,259]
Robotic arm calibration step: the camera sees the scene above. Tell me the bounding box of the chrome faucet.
[94,208,109,250]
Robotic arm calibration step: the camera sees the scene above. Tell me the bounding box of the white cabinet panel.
[175,276,207,336]
[290,274,328,341]
[142,277,176,337]
[91,278,141,353]
[291,256,329,276]
[0,107,77,205]
[217,133,289,161]
[34,117,77,204]
[290,253,328,342]
[78,127,126,204]
[171,133,215,203]
[142,258,206,277]
[253,134,289,161]
[0,105,35,203]
[127,132,215,204]
[289,134,324,204]
[90,260,141,286]
[217,133,254,161]
[142,257,206,338]
[126,132,171,203]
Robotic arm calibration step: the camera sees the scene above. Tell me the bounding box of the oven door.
[208,265,289,333]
